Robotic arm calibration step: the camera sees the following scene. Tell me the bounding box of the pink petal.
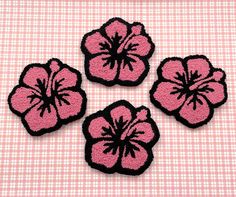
[186,57,211,82]
[125,35,153,57]
[104,19,128,43]
[22,66,48,92]
[151,82,186,112]
[88,54,118,82]
[178,95,211,126]
[82,31,111,54]
[159,58,186,84]
[121,142,148,171]
[90,140,120,169]
[118,55,146,82]
[9,86,41,114]
[87,116,115,139]
[198,82,226,105]
[53,68,80,91]
[55,90,85,120]
[24,102,58,133]
[110,103,133,130]
[128,122,156,144]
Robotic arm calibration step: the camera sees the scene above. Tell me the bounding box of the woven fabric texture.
[0,0,235,196]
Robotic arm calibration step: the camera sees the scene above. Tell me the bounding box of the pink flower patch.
[82,100,159,175]
[8,59,87,136]
[81,17,155,86]
[150,55,227,128]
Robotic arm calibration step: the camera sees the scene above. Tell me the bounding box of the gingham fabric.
[0,0,235,196]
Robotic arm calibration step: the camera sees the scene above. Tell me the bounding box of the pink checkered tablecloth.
[0,0,236,196]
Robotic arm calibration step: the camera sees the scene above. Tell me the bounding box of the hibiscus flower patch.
[8,59,87,136]
[81,17,155,86]
[82,100,160,175]
[150,55,228,128]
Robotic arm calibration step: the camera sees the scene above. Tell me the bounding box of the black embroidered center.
[99,32,138,71]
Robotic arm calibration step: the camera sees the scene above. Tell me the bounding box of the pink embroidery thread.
[82,100,160,175]
[150,55,227,128]
[81,17,155,86]
[8,59,87,136]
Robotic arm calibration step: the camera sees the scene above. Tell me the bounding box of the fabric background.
[0,0,235,196]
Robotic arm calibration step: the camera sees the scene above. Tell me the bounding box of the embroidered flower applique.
[150,55,227,128]
[81,17,155,86]
[82,100,160,175]
[8,59,87,136]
